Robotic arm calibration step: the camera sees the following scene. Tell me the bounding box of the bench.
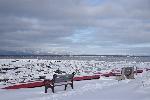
[123,67,134,79]
[44,72,75,93]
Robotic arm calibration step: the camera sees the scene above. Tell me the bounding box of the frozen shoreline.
[0,59,150,86]
[0,76,150,100]
[0,59,150,100]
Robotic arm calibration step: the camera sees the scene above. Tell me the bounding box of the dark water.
[0,55,150,62]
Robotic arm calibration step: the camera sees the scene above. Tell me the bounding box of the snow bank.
[0,77,150,100]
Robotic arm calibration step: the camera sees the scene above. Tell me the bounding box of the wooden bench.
[44,72,75,93]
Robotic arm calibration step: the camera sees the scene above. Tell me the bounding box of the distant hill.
[0,50,33,55]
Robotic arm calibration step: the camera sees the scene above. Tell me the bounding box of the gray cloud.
[0,0,150,55]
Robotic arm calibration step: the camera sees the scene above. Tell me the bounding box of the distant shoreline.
[0,55,150,57]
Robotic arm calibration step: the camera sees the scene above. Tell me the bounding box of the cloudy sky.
[0,0,150,55]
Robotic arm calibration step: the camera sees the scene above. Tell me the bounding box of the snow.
[0,59,150,100]
[0,76,150,100]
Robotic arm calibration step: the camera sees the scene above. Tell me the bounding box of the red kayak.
[2,75,100,89]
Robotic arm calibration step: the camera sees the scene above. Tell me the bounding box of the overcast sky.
[0,0,150,55]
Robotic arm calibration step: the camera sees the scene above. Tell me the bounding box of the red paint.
[138,70,143,73]
[133,70,143,73]
[2,81,45,89]
[2,75,100,89]
[146,68,150,71]
[73,75,100,81]
[101,73,111,77]
[101,71,122,77]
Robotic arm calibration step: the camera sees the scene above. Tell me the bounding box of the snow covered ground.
[0,59,150,100]
[0,75,150,100]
